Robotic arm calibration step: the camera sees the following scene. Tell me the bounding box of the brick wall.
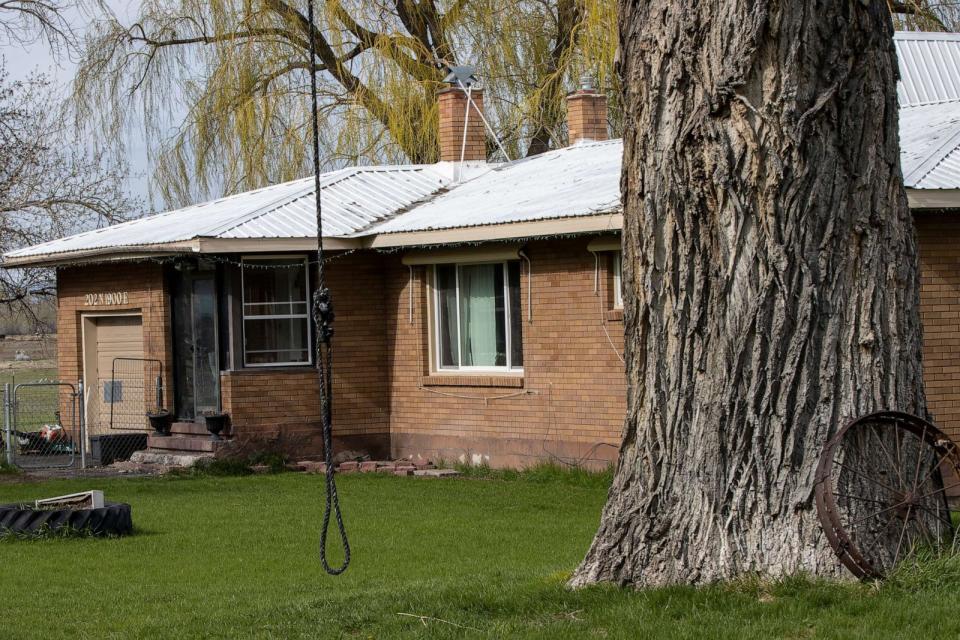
[384,238,626,468]
[220,253,391,457]
[917,214,960,441]
[52,222,960,469]
[56,263,173,430]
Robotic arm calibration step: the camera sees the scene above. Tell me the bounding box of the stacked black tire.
[0,501,132,537]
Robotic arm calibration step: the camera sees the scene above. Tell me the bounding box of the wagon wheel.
[815,411,960,580]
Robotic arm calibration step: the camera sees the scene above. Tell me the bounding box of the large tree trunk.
[571,1,926,587]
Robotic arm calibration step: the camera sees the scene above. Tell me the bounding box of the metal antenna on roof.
[307,0,350,576]
[437,60,512,163]
[442,64,479,88]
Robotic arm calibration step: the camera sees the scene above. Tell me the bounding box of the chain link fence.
[2,357,163,471]
[3,381,82,469]
[84,358,162,466]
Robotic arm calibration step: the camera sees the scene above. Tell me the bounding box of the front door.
[173,273,220,420]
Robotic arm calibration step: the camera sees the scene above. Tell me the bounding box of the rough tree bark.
[571,0,926,587]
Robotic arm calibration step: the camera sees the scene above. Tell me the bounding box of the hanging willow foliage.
[72,0,619,206]
[72,0,953,207]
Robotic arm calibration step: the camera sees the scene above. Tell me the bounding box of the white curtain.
[458,264,498,366]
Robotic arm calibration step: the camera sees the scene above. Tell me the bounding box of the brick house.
[3,32,960,468]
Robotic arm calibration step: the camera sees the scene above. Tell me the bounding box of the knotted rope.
[307,0,349,576]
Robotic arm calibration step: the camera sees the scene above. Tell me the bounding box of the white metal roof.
[3,165,449,261]
[5,32,960,265]
[893,32,960,190]
[362,140,622,235]
[899,100,960,188]
[895,32,960,107]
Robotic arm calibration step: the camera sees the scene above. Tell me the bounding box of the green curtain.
[459,264,498,366]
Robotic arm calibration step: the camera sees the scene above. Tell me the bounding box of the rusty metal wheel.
[815,411,960,579]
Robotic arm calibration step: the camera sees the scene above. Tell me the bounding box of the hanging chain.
[307,0,349,576]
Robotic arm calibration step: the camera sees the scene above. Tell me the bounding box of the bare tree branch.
[0,0,100,54]
[0,65,139,329]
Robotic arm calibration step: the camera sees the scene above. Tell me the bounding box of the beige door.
[83,315,144,435]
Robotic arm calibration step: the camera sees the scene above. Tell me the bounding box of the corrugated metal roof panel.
[899,101,960,187]
[364,140,623,235]
[3,178,316,259]
[895,32,960,106]
[917,150,960,188]
[217,167,448,238]
[4,166,449,259]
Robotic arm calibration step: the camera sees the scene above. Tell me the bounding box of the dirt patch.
[0,465,168,484]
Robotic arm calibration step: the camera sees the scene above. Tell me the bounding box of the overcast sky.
[4,1,154,206]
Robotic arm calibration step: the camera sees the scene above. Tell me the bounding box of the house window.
[613,252,623,309]
[241,257,311,366]
[434,262,523,371]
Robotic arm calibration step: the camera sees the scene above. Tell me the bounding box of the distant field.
[0,335,57,392]
[0,335,55,362]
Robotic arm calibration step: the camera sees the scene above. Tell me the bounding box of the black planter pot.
[203,413,230,441]
[146,410,173,436]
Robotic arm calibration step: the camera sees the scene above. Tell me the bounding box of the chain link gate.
[83,357,162,466]
[3,381,83,470]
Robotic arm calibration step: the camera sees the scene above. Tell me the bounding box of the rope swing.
[307,0,350,576]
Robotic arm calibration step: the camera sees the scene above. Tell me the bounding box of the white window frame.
[432,261,523,373]
[613,251,623,309]
[241,255,313,368]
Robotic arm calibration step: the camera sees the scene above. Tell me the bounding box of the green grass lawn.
[2,470,960,639]
[0,366,58,388]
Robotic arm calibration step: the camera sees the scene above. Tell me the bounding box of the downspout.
[408,265,414,324]
[518,250,532,322]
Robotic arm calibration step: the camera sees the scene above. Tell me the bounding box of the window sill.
[226,365,315,375]
[421,374,524,389]
[606,309,624,322]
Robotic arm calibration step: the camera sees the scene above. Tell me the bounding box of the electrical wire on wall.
[307,0,349,576]
[590,250,624,364]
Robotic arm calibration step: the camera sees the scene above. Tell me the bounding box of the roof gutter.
[194,237,360,253]
[0,242,198,269]
[906,188,960,209]
[1,236,364,269]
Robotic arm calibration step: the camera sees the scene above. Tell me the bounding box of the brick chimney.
[437,87,486,162]
[567,76,608,144]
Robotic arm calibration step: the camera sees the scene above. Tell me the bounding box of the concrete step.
[147,434,224,453]
[129,449,214,467]
[169,421,209,436]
